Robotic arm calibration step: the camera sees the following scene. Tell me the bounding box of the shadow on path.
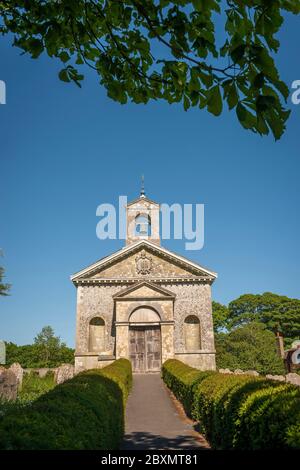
[121,431,208,450]
[121,374,209,450]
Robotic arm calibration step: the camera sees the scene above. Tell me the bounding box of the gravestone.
[286,373,300,386]
[9,363,23,390]
[244,370,260,376]
[218,368,233,374]
[54,364,75,384]
[234,369,245,375]
[0,366,18,400]
[266,374,286,382]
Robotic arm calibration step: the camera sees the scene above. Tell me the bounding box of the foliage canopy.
[227,292,300,344]
[5,325,74,368]
[212,292,300,347]
[215,322,286,375]
[1,1,300,138]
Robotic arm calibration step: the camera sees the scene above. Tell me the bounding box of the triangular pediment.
[113,281,175,300]
[71,240,217,282]
[127,195,159,207]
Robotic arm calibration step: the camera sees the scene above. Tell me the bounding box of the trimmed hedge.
[0,359,132,450]
[162,359,300,450]
[162,359,215,415]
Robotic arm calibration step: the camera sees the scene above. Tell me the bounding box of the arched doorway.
[129,307,161,373]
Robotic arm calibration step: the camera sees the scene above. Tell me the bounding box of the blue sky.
[1,11,300,347]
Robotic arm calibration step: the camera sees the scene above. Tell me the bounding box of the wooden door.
[129,326,161,372]
[129,327,145,373]
[145,327,161,371]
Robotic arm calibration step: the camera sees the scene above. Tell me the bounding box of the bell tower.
[126,177,160,246]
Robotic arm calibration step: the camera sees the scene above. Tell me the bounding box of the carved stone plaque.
[135,250,153,275]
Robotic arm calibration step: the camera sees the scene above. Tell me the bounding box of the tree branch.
[130,0,237,79]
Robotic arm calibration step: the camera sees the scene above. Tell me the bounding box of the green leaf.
[236,102,257,130]
[255,114,269,135]
[183,94,190,111]
[230,44,246,64]
[255,48,278,81]
[198,70,213,88]
[265,108,291,140]
[59,51,70,63]
[236,102,247,122]
[207,85,222,116]
[107,81,127,104]
[58,69,70,83]
[253,73,264,89]
[273,79,289,101]
[28,39,44,58]
[256,95,276,113]
[227,82,239,110]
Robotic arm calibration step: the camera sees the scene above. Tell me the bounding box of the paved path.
[121,374,209,450]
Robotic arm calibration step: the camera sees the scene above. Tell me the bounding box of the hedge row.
[161,357,215,414]
[0,359,132,450]
[162,359,300,450]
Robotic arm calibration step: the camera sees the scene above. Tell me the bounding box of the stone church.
[71,190,217,373]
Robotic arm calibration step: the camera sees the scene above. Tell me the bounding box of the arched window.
[135,214,151,237]
[184,315,201,351]
[89,317,105,352]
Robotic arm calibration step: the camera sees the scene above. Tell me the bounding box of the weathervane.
[140,174,145,198]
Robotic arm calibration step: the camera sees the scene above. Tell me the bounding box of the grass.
[0,371,56,421]
[19,371,55,403]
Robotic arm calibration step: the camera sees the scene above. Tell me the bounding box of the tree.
[0,251,10,296]
[34,325,61,365]
[212,300,229,333]
[1,1,299,139]
[215,322,285,375]
[34,325,72,366]
[0,266,10,296]
[6,330,74,368]
[5,342,41,367]
[227,292,300,346]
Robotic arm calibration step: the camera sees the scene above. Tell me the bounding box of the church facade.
[71,191,217,373]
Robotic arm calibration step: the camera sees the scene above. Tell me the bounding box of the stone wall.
[218,368,300,386]
[162,282,215,354]
[176,352,216,370]
[75,280,216,371]
[75,282,121,371]
[75,279,216,371]
[74,244,216,372]
[75,354,114,372]
[126,199,160,246]
[76,284,120,355]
